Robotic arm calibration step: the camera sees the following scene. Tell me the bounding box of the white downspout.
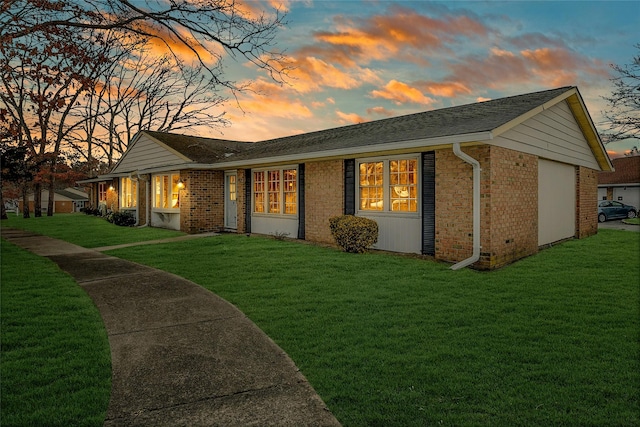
[451,143,481,270]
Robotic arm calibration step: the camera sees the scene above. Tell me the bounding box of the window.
[389,159,417,212]
[98,182,107,204]
[153,173,180,209]
[358,157,419,213]
[253,168,297,215]
[359,161,383,210]
[120,177,137,208]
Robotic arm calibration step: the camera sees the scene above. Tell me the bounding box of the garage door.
[538,159,575,246]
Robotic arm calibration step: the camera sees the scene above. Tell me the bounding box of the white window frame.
[252,166,298,216]
[152,172,181,211]
[120,177,137,209]
[356,156,420,216]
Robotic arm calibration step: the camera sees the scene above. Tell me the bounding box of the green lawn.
[0,239,111,426]
[1,214,639,426]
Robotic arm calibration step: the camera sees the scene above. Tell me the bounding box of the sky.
[191,0,640,158]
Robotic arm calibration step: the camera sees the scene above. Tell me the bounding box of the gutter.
[451,143,481,270]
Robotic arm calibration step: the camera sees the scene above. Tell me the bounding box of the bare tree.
[1,0,289,87]
[0,25,114,215]
[601,44,640,144]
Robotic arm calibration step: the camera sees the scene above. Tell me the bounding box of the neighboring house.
[21,187,89,214]
[80,86,611,270]
[598,156,640,210]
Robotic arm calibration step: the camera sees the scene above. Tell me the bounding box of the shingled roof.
[222,86,575,162]
[599,156,640,185]
[138,86,576,165]
[144,131,253,163]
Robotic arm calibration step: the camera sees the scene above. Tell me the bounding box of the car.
[598,200,637,222]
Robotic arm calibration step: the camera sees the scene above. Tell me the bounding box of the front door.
[224,171,237,229]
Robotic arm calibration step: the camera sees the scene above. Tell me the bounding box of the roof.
[228,86,576,162]
[94,86,611,177]
[599,156,640,185]
[143,131,253,164]
[56,189,88,200]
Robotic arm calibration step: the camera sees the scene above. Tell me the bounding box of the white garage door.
[538,159,575,246]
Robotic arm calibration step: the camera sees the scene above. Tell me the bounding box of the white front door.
[224,171,237,229]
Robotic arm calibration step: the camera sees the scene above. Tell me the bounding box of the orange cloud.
[417,81,472,97]
[311,6,489,66]
[371,80,437,105]
[336,111,367,125]
[234,78,313,119]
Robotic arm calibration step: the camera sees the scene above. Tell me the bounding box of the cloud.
[308,6,490,66]
[235,78,313,119]
[415,81,472,97]
[336,111,368,125]
[371,80,437,105]
[367,106,395,117]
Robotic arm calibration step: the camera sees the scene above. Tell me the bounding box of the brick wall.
[305,160,344,243]
[484,146,538,269]
[576,166,598,239]
[435,145,539,270]
[180,170,224,233]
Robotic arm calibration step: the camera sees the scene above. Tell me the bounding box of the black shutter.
[422,152,435,255]
[245,169,251,234]
[297,164,305,239]
[344,159,356,215]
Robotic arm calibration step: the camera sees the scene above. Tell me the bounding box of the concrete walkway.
[2,228,341,427]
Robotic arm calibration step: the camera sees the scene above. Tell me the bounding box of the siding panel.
[494,101,599,169]
[112,135,187,173]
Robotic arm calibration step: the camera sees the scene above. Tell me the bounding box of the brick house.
[598,156,640,210]
[80,87,612,269]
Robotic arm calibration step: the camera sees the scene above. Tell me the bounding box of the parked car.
[598,200,637,222]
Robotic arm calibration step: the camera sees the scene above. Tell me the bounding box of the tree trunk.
[22,185,30,218]
[33,182,42,217]
[0,191,7,220]
[47,177,55,216]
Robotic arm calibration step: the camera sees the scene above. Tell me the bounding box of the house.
[598,156,640,209]
[80,86,611,270]
[21,187,89,214]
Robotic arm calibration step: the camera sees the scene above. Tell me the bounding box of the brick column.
[576,166,598,239]
[305,160,344,244]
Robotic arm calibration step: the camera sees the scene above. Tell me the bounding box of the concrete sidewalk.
[2,228,341,427]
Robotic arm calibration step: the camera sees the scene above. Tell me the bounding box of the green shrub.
[329,215,378,253]
[106,211,136,227]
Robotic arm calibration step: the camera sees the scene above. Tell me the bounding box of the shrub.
[329,215,378,253]
[106,211,136,227]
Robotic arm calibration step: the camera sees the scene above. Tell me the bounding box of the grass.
[0,239,111,427]
[623,217,640,225]
[1,212,184,247]
[2,214,638,426]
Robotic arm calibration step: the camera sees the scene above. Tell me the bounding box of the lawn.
[1,214,639,426]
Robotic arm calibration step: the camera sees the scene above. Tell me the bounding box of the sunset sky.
[192,1,639,158]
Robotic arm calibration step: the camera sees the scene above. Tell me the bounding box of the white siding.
[494,101,600,169]
[359,214,422,254]
[112,134,187,173]
[251,215,298,238]
[538,159,575,246]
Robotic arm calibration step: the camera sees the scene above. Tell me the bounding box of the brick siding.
[435,145,539,270]
[576,166,598,239]
[305,160,344,243]
[236,169,247,234]
[180,170,224,233]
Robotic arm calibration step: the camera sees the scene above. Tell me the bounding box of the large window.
[120,177,137,208]
[153,173,180,209]
[358,157,418,213]
[253,168,297,215]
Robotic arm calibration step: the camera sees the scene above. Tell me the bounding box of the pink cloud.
[367,106,395,117]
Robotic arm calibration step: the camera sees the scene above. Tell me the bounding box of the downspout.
[451,143,481,270]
